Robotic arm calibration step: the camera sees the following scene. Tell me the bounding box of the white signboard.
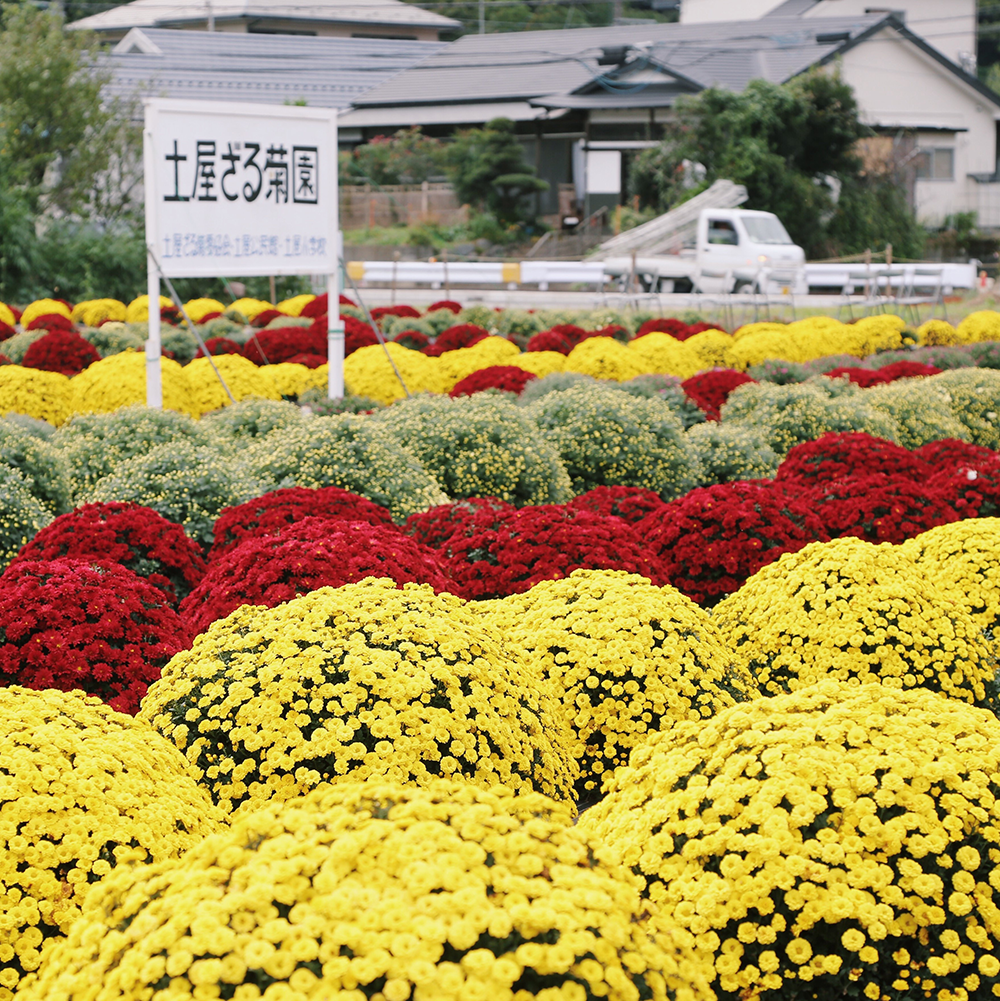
[142,98,343,405]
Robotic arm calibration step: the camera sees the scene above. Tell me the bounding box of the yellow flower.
[0,365,72,425]
[20,298,72,328]
[124,294,175,324]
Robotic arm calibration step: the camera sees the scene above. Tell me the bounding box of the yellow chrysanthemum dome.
[0,687,223,998]
[21,780,713,1001]
[713,536,999,712]
[139,579,579,815]
[492,569,759,803]
[580,681,1000,1001]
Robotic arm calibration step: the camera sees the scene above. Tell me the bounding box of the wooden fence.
[340,182,467,230]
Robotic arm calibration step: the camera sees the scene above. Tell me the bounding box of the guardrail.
[346,260,607,290]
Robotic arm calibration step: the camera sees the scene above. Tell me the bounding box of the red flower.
[525,330,573,354]
[566,486,665,523]
[25,313,75,333]
[683,321,726,337]
[370,305,420,324]
[931,452,1000,519]
[181,517,453,635]
[0,559,189,714]
[449,365,537,398]
[0,321,15,342]
[198,311,223,324]
[197,337,242,357]
[916,438,994,474]
[423,323,489,356]
[876,360,942,381]
[11,502,206,605]
[339,314,379,356]
[393,329,430,351]
[403,497,515,549]
[243,326,326,365]
[0,353,10,366]
[300,294,329,318]
[591,324,630,343]
[427,300,462,313]
[810,473,959,543]
[681,368,756,421]
[824,366,889,388]
[640,480,829,606]
[637,318,687,338]
[775,432,930,487]
[22,330,100,376]
[443,505,670,600]
[210,486,396,561]
[285,352,328,369]
[250,308,284,328]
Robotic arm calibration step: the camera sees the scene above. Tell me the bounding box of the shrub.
[721,381,900,455]
[374,394,571,506]
[957,309,1000,341]
[865,379,971,449]
[580,682,1000,1001]
[496,569,759,804]
[345,341,447,403]
[566,484,665,523]
[71,298,127,327]
[181,518,452,634]
[0,559,190,713]
[0,329,46,364]
[297,387,383,415]
[917,317,960,345]
[516,370,596,404]
[200,397,306,447]
[197,335,242,356]
[185,354,282,418]
[0,418,70,513]
[87,441,262,548]
[0,365,73,426]
[444,505,671,600]
[564,336,645,381]
[160,324,199,364]
[403,496,515,549]
[392,327,429,350]
[69,350,193,416]
[619,374,708,427]
[245,415,447,522]
[448,364,537,397]
[627,332,703,379]
[746,358,810,383]
[78,321,144,357]
[52,405,210,502]
[0,687,221,998]
[931,451,1000,519]
[495,307,543,346]
[714,536,999,710]
[11,502,206,605]
[640,480,828,606]
[140,579,577,814]
[526,328,573,353]
[527,384,702,499]
[774,431,929,487]
[210,484,395,560]
[22,331,100,376]
[0,472,51,572]
[687,422,780,485]
[931,368,1000,448]
[424,322,489,355]
[455,303,497,330]
[916,437,994,471]
[902,518,1000,642]
[809,473,959,544]
[22,780,711,1001]
[242,325,326,365]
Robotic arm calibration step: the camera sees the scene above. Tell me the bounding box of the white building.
[678,0,996,227]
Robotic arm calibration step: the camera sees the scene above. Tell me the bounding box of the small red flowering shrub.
[0,353,10,365]
[931,453,1000,519]
[443,505,670,600]
[370,305,420,325]
[681,368,756,421]
[640,481,829,606]
[637,318,687,338]
[243,327,327,365]
[11,502,206,604]
[566,486,665,524]
[393,329,430,351]
[339,315,379,356]
[809,473,959,544]
[22,331,100,376]
[197,337,242,357]
[300,294,328,318]
[403,497,515,549]
[525,330,573,354]
[250,308,283,328]
[916,438,994,472]
[775,432,930,486]
[198,311,223,324]
[824,366,887,388]
[876,360,942,381]
[25,313,75,333]
[683,321,726,337]
[0,322,15,341]
[210,486,396,560]
[592,324,630,343]
[0,559,189,713]
[424,323,489,356]
[449,366,538,398]
[285,352,327,368]
[181,517,453,634]
[427,300,461,313]
[546,324,590,347]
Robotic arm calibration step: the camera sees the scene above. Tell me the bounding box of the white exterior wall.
[804,0,976,68]
[837,27,999,226]
[679,0,785,23]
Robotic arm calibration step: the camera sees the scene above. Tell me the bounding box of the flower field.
[6,292,1000,1001]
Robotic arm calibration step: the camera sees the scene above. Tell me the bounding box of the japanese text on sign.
[161,233,328,259]
[164,141,319,205]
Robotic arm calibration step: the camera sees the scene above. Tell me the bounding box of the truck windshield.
[741,216,794,245]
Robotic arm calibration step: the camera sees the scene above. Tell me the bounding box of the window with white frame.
[913,147,955,180]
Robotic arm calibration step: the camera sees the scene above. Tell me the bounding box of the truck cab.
[695,209,806,292]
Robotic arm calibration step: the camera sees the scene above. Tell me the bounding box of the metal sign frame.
[142,97,344,405]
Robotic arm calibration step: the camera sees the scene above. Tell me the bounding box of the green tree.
[447,117,548,226]
[340,127,450,185]
[629,71,923,258]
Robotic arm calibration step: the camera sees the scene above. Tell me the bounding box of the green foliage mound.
[687,422,780,485]
[0,470,51,571]
[201,398,307,448]
[0,418,70,513]
[374,394,572,506]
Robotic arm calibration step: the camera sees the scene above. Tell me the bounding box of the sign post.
[143,98,342,406]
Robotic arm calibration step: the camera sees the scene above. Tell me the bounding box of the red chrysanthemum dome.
[403,497,516,550]
[449,365,538,398]
[681,368,756,421]
[22,330,100,376]
[197,337,243,358]
[566,485,665,524]
[243,327,326,365]
[775,432,930,487]
[423,323,489,356]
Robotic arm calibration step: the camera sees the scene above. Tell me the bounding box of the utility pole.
[479,0,485,34]
[612,0,622,22]
[207,0,215,31]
